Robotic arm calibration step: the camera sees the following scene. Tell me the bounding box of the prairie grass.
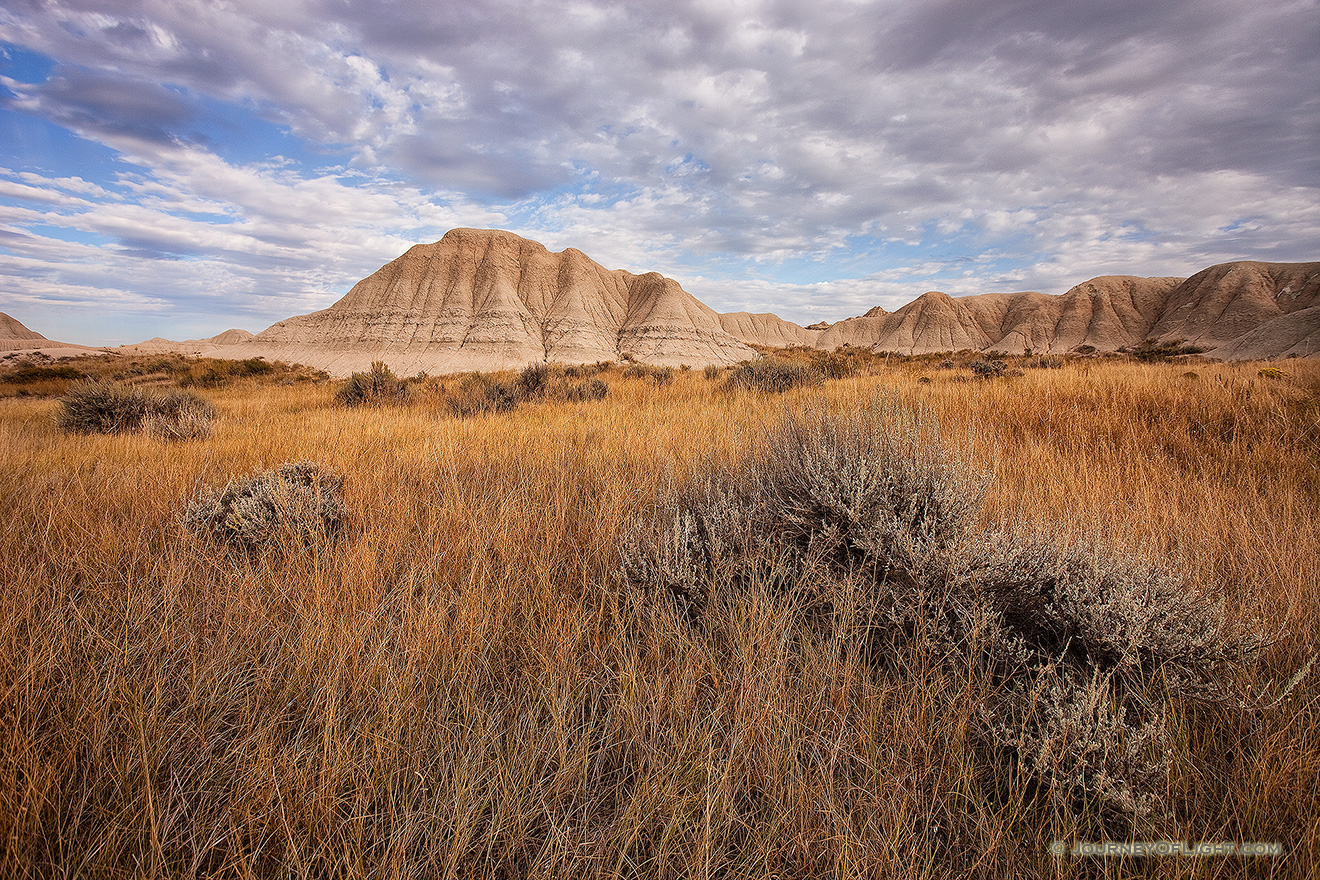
[0,358,1317,878]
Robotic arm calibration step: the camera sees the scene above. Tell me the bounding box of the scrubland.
[1,354,1317,878]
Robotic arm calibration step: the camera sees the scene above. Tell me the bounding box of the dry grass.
[1,358,1317,878]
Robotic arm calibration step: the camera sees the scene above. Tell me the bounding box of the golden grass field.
[1,354,1317,878]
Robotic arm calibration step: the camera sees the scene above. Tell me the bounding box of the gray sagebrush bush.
[618,397,1263,820]
[57,380,216,440]
[183,462,347,553]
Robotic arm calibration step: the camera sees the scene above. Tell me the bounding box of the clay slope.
[0,312,99,354]
[816,275,1208,356]
[122,328,255,356]
[1151,261,1320,352]
[718,312,822,348]
[224,229,756,376]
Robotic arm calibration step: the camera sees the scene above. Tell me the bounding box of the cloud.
[0,0,1316,342]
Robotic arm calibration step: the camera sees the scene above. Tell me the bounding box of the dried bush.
[702,364,723,380]
[566,377,609,402]
[445,374,521,418]
[336,361,410,407]
[619,399,1262,821]
[56,380,216,440]
[141,390,218,441]
[622,364,675,385]
[725,358,824,393]
[969,359,1006,378]
[183,462,347,553]
[517,362,552,398]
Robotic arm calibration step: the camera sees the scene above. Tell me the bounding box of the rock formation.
[0,312,99,355]
[222,228,758,376]
[117,233,1317,371]
[120,328,255,356]
[815,263,1319,358]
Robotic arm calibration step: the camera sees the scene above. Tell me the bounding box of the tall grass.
[0,359,1317,877]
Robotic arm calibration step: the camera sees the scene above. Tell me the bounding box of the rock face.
[816,264,1320,358]
[717,312,823,348]
[120,237,1318,372]
[0,312,48,350]
[0,312,99,355]
[120,328,256,356]
[1152,262,1320,355]
[224,228,757,376]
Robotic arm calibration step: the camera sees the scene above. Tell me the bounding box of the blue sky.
[1,0,1317,345]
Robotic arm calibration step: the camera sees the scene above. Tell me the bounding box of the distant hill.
[221,228,760,376]
[0,312,100,355]
[104,231,1315,373]
[814,263,1319,359]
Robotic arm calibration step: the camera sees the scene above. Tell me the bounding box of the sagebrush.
[56,380,216,440]
[620,399,1264,820]
[183,461,348,553]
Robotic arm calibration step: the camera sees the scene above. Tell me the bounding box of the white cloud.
[0,0,1316,342]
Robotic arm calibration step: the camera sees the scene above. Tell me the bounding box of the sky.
[0,0,1317,345]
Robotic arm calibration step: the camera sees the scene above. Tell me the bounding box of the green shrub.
[336,361,410,407]
[725,357,823,393]
[183,462,347,553]
[56,380,215,440]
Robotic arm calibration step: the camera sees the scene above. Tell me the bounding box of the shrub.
[619,400,1262,820]
[446,375,521,418]
[2,364,82,384]
[702,364,723,380]
[56,381,149,434]
[517,362,552,398]
[809,350,856,379]
[725,358,823,393]
[622,364,675,386]
[1126,340,1207,362]
[969,359,1006,378]
[336,361,410,407]
[56,380,216,440]
[183,462,347,553]
[141,390,218,441]
[1026,354,1065,369]
[1258,367,1288,379]
[567,377,609,401]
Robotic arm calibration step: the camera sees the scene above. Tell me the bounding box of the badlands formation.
[215,230,1315,375]
[0,312,101,358]
[11,229,1316,375]
[220,228,757,376]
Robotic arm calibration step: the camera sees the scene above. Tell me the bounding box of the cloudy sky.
[1,0,1316,344]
